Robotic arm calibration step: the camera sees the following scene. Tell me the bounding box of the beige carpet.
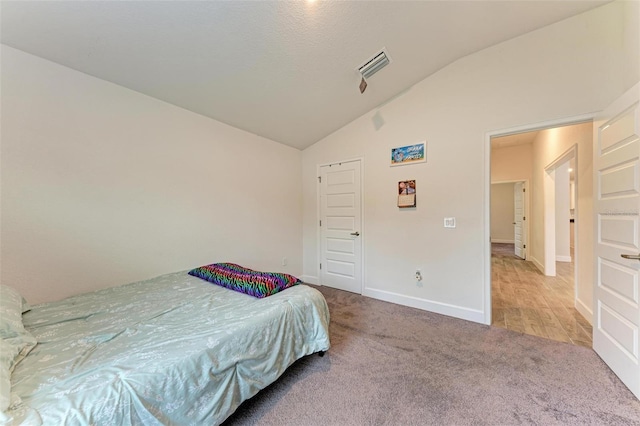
[224,286,640,425]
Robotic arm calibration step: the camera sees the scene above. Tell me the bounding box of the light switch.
[444,217,456,228]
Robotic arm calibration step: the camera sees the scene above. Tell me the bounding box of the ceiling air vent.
[359,50,390,79]
[358,49,390,94]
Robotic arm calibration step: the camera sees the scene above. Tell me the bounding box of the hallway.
[491,243,592,348]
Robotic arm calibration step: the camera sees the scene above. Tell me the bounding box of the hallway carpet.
[224,286,640,425]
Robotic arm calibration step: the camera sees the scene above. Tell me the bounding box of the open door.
[514,182,526,259]
[593,82,640,399]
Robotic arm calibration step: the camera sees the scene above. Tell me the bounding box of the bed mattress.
[6,271,330,425]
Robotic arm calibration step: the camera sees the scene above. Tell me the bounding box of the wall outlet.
[282,257,288,266]
[415,269,423,281]
[444,217,456,228]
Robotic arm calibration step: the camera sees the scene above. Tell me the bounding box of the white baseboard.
[491,239,515,244]
[556,255,572,263]
[530,256,545,274]
[300,275,319,285]
[363,287,485,324]
[575,298,593,326]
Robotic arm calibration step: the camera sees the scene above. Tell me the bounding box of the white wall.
[302,1,639,323]
[531,122,593,321]
[1,45,303,304]
[490,183,515,243]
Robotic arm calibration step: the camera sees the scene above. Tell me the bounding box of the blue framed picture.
[391,141,426,166]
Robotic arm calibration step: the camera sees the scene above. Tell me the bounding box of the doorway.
[489,122,592,347]
[490,180,528,259]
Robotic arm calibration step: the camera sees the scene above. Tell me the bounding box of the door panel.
[599,162,639,197]
[593,83,640,399]
[599,303,636,357]
[599,216,638,248]
[599,259,638,304]
[320,160,362,293]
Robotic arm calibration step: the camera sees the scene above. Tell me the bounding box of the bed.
[1,268,331,425]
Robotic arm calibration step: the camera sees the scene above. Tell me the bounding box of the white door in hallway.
[514,182,526,259]
[593,82,640,399]
[319,160,362,293]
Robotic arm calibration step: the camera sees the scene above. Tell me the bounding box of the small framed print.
[398,180,416,208]
[391,142,426,166]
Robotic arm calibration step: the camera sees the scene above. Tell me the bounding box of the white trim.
[571,154,580,307]
[530,255,545,274]
[361,158,366,297]
[544,145,578,279]
[483,122,492,325]
[316,165,321,285]
[543,167,557,276]
[363,287,485,324]
[487,114,594,138]
[491,239,515,244]
[545,145,578,170]
[484,113,596,325]
[301,275,319,285]
[576,297,593,326]
[556,255,572,262]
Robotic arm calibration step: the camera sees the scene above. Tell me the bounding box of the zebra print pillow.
[188,263,301,298]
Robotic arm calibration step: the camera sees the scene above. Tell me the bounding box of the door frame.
[543,145,578,278]
[484,113,594,325]
[316,157,365,293]
[490,179,530,260]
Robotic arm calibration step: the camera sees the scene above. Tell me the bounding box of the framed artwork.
[391,141,426,166]
[398,180,416,208]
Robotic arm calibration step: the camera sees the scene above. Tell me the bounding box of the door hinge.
[319,220,322,227]
[523,216,526,220]
[524,244,526,248]
[320,263,322,270]
[318,176,321,183]
[523,188,526,192]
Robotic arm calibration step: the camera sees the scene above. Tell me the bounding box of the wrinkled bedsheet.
[6,271,330,425]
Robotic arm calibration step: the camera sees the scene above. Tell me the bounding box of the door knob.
[621,253,640,260]
[350,231,360,236]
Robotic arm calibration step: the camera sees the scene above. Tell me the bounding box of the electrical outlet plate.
[444,217,456,228]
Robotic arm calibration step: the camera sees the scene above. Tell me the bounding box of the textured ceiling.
[0,1,609,150]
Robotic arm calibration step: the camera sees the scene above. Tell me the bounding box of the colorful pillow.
[188,263,301,298]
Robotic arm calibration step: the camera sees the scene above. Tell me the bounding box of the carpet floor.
[224,286,640,425]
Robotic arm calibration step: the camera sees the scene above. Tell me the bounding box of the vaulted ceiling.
[0,1,609,149]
